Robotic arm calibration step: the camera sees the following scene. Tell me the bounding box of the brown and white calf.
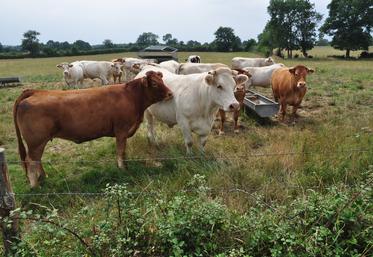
[218,69,252,134]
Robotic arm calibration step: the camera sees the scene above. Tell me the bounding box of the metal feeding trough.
[0,77,21,87]
[243,90,279,118]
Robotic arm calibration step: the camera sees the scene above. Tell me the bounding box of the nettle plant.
[5,171,373,257]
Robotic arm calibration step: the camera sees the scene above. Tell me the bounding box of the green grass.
[0,48,372,254]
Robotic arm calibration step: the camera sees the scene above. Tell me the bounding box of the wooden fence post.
[0,148,19,255]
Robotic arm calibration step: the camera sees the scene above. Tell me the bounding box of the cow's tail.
[13,89,34,169]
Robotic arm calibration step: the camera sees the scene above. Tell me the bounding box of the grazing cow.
[185,55,201,63]
[13,71,173,188]
[56,62,84,87]
[132,60,181,74]
[112,58,157,82]
[232,57,274,69]
[78,61,122,85]
[136,66,248,153]
[241,63,285,89]
[218,69,251,135]
[178,63,229,75]
[271,65,314,121]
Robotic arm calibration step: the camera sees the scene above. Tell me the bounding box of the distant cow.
[56,62,84,87]
[79,61,123,85]
[186,55,201,63]
[13,71,172,188]
[232,57,274,69]
[241,63,285,89]
[178,63,229,75]
[271,65,314,121]
[136,66,248,153]
[112,58,157,82]
[218,69,252,134]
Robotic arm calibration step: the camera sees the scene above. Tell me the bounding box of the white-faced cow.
[56,62,84,87]
[185,55,201,63]
[135,66,248,153]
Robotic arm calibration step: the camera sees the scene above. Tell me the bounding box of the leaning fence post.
[0,148,19,255]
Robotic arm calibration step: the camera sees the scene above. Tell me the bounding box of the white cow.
[56,62,84,87]
[135,66,248,153]
[112,57,157,82]
[159,60,181,73]
[78,60,122,85]
[232,57,275,69]
[242,63,285,88]
[185,55,201,63]
[178,63,229,75]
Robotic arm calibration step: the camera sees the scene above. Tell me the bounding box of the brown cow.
[14,71,173,188]
[271,65,314,121]
[218,69,252,134]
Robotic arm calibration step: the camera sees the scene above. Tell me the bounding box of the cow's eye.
[217,85,223,89]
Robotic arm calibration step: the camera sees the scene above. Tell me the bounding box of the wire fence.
[4,147,370,165]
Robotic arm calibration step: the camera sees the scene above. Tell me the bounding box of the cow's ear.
[156,72,163,78]
[68,64,73,68]
[235,74,248,85]
[307,68,315,74]
[205,71,216,85]
[56,64,62,68]
[288,67,296,74]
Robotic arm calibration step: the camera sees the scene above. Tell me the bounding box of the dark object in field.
[243,90,279,118]
[13,71,173,188]
[359,51,373,59]
[0,77,21,87]
[138,45,178,63]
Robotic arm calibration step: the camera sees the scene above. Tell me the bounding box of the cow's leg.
[145,110,157,145]
[218,109,226,135]
[100,76,109,85]
[279,100,287,122]
[26,141,47,188]
[233,110,240,133]
[291,105,300,122]
[178,118,193,154]
[115,135,127,169]
[198,134,208,153]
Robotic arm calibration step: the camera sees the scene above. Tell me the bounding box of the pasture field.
[0,49,372,256]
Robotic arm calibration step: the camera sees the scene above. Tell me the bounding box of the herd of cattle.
[13,55,314,187]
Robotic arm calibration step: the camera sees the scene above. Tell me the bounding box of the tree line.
[0,0,371,59]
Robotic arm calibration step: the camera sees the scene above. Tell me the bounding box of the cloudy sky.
[0,0,330,45]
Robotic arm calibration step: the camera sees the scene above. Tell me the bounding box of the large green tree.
[321,0,373,58]
[73,40,91,51]
[136,32,159,47]
[21,30,41,57]
[294,0,322,57]
[213,27,241,52]
[162,33,178,46]
[264,0,321,58]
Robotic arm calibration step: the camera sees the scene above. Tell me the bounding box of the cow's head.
[234,68,252,91]
[288,65,314,88]
[111,62,123,76]
[56,62,74,77]
[143,71,173,103]
[265,57,275,65]
[205,68,248,112]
